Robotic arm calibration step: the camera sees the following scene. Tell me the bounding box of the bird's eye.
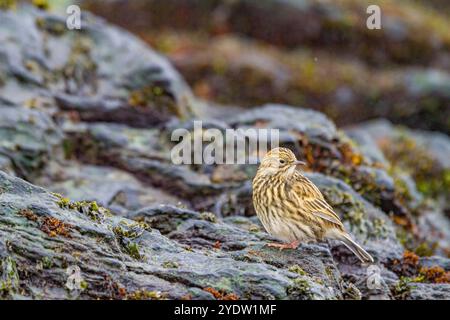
[279,159,286,165]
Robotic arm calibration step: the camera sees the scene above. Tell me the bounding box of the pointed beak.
[294,160,307,166]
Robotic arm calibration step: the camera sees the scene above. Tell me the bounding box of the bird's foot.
[266,241,300,250]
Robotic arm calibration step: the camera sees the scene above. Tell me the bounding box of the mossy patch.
[0,256,19,298]
[127,289,166,300]
[0,0,15,10]
[19,208,73,238]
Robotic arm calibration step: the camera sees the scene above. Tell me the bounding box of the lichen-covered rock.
[0,104,63,179]
[0,5,195,123]
[84,0,450,133]
[34,161,185,215]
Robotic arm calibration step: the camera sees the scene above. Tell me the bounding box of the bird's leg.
[266,240,300,250]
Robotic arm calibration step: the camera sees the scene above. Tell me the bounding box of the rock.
[1,171,342,300]
[0,104,63,179]
[0,4,448,300]
[34,161,185,215]
[0,5,195,124]
[83,0,450,68]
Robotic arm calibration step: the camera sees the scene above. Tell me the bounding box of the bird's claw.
[266,241,300,250]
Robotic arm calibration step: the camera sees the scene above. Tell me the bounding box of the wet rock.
[1,171,344,300]
[0,104,63,179]
[34,161,185,215]
[350,119,450,204]
[227,104,338,141]
[0,6,194,124]
[83,1,450,134]
[408,283,450,300]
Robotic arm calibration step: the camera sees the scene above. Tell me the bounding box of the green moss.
[112,220,149,239]
[416,169,450,198]
[56,197,71,208]
[371,218,389,238]
[392,275,424,299]
[382,132,449,200]
[288,265,306,276]
[80,280,89,290]
[321,187,370,236]
[32,0,50,10]
[396,228,437,257]
[41,256,53,269]
[392,277,412,299]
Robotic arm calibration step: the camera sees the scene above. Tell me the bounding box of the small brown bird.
[252,147,374,264]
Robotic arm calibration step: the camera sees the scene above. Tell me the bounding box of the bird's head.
[257,147,306,177]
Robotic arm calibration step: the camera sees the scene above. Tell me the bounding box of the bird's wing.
[288,173,344,228]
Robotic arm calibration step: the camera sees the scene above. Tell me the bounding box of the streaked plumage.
[252,147,374,264]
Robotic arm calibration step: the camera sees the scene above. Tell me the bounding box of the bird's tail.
[338,233,374,264]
